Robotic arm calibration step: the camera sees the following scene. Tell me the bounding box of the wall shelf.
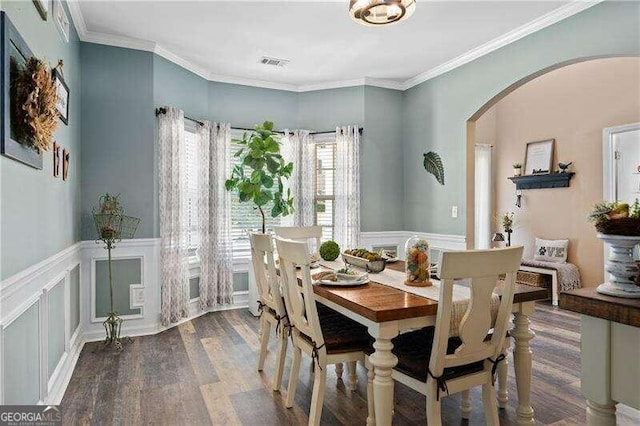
[508,172,575,190]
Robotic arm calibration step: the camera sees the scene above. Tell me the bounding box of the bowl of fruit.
[342,248,386,273]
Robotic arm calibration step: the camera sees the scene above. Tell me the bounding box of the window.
[184,125,199,254]
[314,139,336,241]
[229,130,282,257]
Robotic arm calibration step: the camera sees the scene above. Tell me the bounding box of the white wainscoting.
[0,243,83,405]
[82,239,251,341]
[360,230,467,258]
[0,231,463,405]
[81,239,162,341]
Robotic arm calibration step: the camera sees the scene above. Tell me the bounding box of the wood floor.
[61,303,637,425]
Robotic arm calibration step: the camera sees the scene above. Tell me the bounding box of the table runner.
[319,260,500,336]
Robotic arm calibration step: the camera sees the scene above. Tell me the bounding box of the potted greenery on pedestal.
[225,121,294,233]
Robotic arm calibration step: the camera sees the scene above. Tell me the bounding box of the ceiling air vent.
[260,56,289,67]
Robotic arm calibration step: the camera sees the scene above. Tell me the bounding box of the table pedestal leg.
[512,304,535,425]
[586,400,617,426]
[369,323,399,426]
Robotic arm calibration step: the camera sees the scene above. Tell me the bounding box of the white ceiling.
[74,1,589,90]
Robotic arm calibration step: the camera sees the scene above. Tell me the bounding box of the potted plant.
[225,121,294,233]
[513,163,523,176]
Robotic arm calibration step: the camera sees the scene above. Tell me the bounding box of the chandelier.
[349,0,416,26]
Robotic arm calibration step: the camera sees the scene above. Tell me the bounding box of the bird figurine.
[558,162,573,173]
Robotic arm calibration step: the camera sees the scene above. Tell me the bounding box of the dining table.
[306,260,548,426]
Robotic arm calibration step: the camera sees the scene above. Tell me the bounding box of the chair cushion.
[298,304,372,355]
[391,327,485,382]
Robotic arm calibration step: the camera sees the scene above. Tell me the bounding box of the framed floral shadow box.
[1,12,43,169]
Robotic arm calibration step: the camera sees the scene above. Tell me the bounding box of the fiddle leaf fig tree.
[225,121,294,233]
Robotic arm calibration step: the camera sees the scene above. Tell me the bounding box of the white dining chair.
[274,226,322,257]
[389,246,523,425]
[250,233,289,392]
[275,237,372,426]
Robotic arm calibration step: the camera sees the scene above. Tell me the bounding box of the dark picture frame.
[33,0,48,21]
[1,12,43,169]
[53,68,69,125]
[524,139,554,175]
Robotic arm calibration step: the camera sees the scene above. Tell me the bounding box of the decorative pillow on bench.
[534,238,568,263]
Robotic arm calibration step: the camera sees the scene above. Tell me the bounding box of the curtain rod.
[155,107,363,136]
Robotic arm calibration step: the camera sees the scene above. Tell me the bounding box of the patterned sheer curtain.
[158,107,190,325]
[282,129,315,226]
[335,125,361,249]
[198,122,234,309]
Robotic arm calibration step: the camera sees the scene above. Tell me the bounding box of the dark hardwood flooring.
[61,304,639,425]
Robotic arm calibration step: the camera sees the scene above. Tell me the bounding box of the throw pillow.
[534,238,569,263]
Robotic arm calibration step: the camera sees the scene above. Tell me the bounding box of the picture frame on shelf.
[1,12,43,169]
[33,0,48,21]
[53,67,69,125]
[53,0,69,43]
[524,139,554,175]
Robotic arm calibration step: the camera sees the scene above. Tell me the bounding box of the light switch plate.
[451,206,458,218]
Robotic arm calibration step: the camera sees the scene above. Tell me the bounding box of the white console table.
[560,288,640,425]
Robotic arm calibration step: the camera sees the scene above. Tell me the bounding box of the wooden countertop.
[559,287,640,328]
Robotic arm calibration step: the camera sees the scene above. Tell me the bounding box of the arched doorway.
[466,56,640,287]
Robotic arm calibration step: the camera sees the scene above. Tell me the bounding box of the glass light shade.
[349,0,416,26]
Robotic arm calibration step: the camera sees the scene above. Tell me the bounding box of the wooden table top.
[559,287,640,328]
[310,261,549,323]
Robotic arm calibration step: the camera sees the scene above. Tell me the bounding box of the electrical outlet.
[451,206,458,218]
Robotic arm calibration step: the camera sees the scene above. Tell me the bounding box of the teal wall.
[4,302,40,404]
[298,86,364,130]
[95,258,142,317]
[362,86,404,231]
[47,280,66,379]
[80,44,155,239]
[209,81,299,130]
[403,1,640,234]
[0,1,81,279]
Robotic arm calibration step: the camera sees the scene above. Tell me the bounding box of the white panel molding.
[47,328,84,405]
[361,230,467,259]
[402,1,604,90]
[81,240,160,338]
[1,242,82,306]
[0,244,82,405]
[89,255,145,323]
[67,1,601,93]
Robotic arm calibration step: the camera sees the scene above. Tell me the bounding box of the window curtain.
[335,125,361,249]
[198,122,234,309]
[282,129,315,227]
[159,107,190,325]
[474,144,493,249]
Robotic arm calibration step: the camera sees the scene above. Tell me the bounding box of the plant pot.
[513,168,522,177]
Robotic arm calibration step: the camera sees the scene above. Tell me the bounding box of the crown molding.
[207,72,300,92]
[402,0,604,90]
[67,0,603,93]
[66,0,87,39]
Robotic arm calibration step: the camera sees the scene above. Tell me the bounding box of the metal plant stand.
[92,194,140,350]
